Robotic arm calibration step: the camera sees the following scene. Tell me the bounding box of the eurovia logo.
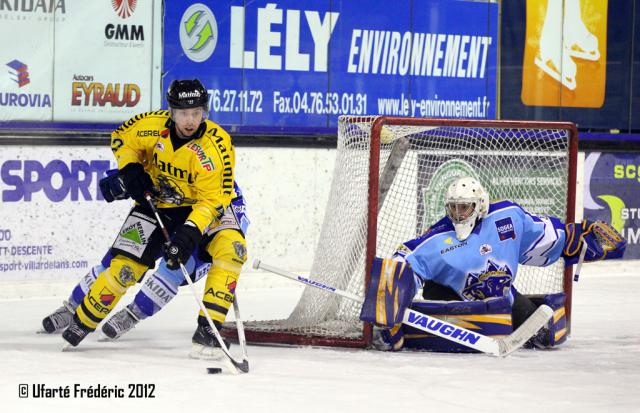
[179,3,218,63]
[7,60,29,88]
[0,60,51,108]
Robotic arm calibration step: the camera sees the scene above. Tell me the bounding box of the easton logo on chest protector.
[495,217,516,241]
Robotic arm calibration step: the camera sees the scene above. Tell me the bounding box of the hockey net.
[232,116,578,347]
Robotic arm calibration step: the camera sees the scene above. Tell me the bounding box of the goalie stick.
[253,259,553,357]
[145,194,249,374]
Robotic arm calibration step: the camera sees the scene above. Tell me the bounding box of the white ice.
[1,261,639,413]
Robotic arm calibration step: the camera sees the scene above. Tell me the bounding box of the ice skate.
[189,321,230,360]
[563,0,600,61]
[535,0,577,90]
[101,305,140,340]
[41,300,75,334]
[61,315,93,347]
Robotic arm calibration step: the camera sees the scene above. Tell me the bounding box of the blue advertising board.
[163,0,498,133]
[583,152,640,260]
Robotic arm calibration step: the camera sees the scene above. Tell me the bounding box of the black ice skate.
[101,306,140,340]
[41,301,75,334]
[189,318,230,360]
[62,314,94,347]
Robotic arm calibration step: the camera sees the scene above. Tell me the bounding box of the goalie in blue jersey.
[360,176,626,352]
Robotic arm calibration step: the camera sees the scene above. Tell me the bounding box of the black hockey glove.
[118,162,155,203]
[99,170,129,202]
[164,223,202,270]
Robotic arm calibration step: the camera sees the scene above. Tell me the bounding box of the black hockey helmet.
[166,79,209,111]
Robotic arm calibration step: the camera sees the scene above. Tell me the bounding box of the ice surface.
[1,261,639,413]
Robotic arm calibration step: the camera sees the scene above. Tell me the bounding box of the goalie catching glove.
[563,220,626,265]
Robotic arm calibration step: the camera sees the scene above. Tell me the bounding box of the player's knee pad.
[132,257,195,318]
[523,292,568,348]
[360,257,417,328]
[402,296,513,353]
[69,263,104,308]
[200,230,246,324]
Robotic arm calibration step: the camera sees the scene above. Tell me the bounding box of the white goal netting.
[238,116,577,345]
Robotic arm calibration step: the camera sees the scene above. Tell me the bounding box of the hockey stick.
[573,243,588,282]
[145,194,249,373]
[253,259,553,357]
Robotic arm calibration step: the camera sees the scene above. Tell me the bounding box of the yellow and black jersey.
[111,110,235,233]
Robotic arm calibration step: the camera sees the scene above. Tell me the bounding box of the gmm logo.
[179,3,218,63]
[111,0,136,19]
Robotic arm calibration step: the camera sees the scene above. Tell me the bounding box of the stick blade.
[497,304,554,356]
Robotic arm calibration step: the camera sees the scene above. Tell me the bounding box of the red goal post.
[229,116,579,348]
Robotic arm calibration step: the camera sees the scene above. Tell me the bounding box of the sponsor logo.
[99,287,115,306]
[0,0,66,14]
[214,136,233,196]
[462,259,513,300]
[144,276,173,304]
[479,244,492,255]
[232,241,246,262]
[444,237,453,245]
[205,287,234,303]
[420,159,480,232]
[405,310,481,345]
[105,0,144,46]
[71,78,141,108]
[111,0,136,19]
[186,142,214,172]
[120,222,147,245]
[152,153,194,183]
[0,159,111,202]
[1,60,52,108]
[7,60,29,87]
[88,296,110,314]
[179,3,218,63]
[296,275,336,292]
[178,90,201,99]
[137,130,161,137]
[495,217,516,241]
[440,241,467,255]
[118,265,136,287]
[225,275,237,294]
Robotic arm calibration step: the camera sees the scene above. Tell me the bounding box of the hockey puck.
[207,367,223,374]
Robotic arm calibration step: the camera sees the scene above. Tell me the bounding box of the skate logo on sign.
[521,0,607,108]
[1,60,52,108]
[495,218,516,241]
[179,3,218,63]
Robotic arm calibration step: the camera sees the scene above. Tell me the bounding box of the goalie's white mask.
[444,177,490,241]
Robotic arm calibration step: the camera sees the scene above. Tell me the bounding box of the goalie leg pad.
[402,297,513,353]
[360,257,417,328]
[563,220,626,265]
[524,292,568,348]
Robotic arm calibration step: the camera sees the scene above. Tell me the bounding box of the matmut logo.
[111,0,136,19]
[6,60,29,88]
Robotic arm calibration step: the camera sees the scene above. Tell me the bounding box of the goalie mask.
[445,177,489,241]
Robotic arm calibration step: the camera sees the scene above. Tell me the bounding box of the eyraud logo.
[1,160,111,202]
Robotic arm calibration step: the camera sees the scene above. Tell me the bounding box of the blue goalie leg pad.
[525,292,568,347]
[402,296,513,353]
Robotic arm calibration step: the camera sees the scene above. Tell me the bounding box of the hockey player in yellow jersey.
[62,79,247,358]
